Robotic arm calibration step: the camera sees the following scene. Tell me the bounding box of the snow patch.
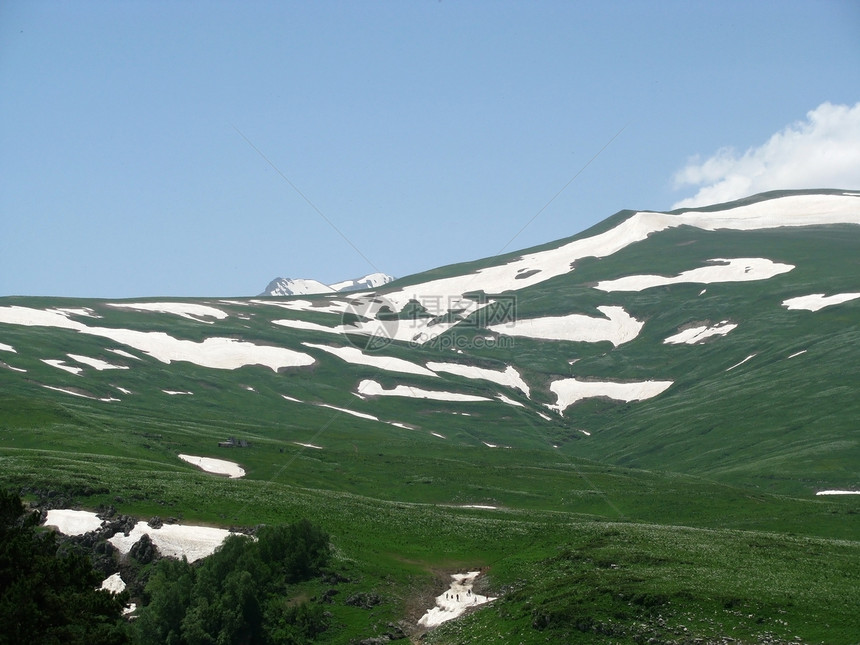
[418,571,496,628]
[358,379,493,402]
[0,306,316,371]
[42,385,120,402]
[318,403,380,422]
[44,509,103,535]
[816,490,860,495]
[108,349,140,360]
[42,359,83,375]
[549,378,672,415]
[101,572,126,594]
[596,258,794,292]
[782,292,860,312]
[663,322,737,345]
[294,442,323,450]
[427,362,530,396]
[0,342,15,353]
[726,354,756,371]
[107,302,229,323]
[487,306,643,347]
[495,393,525,408]
[787,350,807,359]
[67,353,129,371]
[109,522,232,563]
[178,454,245,478]
[303,342,437,377]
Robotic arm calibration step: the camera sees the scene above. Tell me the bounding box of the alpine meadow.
[1,189,859,644]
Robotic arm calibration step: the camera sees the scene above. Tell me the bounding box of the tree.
[0,490,128,645]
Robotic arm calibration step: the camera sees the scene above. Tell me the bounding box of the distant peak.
[260,272,395,296]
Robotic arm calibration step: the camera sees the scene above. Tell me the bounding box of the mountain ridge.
[261,271,394,296]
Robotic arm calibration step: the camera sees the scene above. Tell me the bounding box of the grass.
[1,192,859,642]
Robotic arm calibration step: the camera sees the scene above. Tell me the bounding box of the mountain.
[1,189,858,644]
[261,271,394,296]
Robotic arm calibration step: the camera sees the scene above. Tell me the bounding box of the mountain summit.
[260,272,394,296]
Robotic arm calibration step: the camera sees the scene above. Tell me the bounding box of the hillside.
[1,189,858,644]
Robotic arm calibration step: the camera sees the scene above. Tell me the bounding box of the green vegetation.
[0,489,127,645]
[133,520,331,645]
[1,191,858,642]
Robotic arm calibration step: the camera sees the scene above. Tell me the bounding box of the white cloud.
[672,102,860,209]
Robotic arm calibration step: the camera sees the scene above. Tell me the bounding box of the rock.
[147,516,163,529]
[321,589,339,604]
[129,533,158,564]
[345,592,381,609]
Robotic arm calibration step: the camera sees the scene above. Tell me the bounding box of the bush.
[0,490,128,645]
[133,519,331,645]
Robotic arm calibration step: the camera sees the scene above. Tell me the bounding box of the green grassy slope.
[1,189,858,643]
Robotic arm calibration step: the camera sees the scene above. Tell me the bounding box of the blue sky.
[1,1,858,298]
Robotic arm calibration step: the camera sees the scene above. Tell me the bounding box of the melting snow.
[787,350,807,359]
[178,454,245,478]
[663,322,737,345]
[595,258,794,292]
[303,342,437,377]
[418,571,496,628]
[364,194,860,345]
[0,342,15,352]
[42,359,83,375]
[67,353,129,371]
[107,302,229,323]
[109,522,232,563]
[273,319,343,334]
[44,509,104,535]
[726,354,756,371]
[487,306,643,347]
[782,292,860,312]
[427,362,530,396]
[0,306,315,371]
[318,403,380,422]
[496,393,525,407]
[281,394,303,403]
[42,385,120,402]
[816,490,860,495]
[163,390,193,395]
[358,379,493,402]
[101,572,126,594]
[549,378,673,415]
[46,509,233,564]
[252,298,352,315]
[109,349,140,360]
[294,442,323,449]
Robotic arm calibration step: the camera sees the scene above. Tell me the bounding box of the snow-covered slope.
[260,272,394,296]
